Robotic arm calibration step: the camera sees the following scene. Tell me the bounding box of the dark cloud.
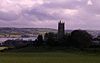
[0,11,19,21]
[22,8,60,21]
[41,0,87,9]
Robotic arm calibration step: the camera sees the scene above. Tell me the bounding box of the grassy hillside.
[0,52,100,63]
[0,27,57,34]
[1,46,100,63]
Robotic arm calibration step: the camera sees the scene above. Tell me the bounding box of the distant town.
[0,27,99,38]
[0,27,57,38]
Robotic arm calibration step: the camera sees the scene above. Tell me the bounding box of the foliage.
[35,34,44,47]
[70,30,92,49]
[44,32,58,47]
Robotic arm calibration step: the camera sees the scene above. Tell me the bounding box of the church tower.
[58,20,65,39]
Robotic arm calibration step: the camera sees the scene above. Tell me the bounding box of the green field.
[0,52,100,63]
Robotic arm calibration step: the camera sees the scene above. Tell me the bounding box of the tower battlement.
[58,20,65,39]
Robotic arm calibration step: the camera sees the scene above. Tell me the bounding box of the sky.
[0,0,100,30]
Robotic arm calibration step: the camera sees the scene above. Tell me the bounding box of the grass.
[1,46,100,63]
[0,47,8,50]
[0,52,100,63]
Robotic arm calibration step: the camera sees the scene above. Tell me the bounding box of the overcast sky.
[0,0,100,30]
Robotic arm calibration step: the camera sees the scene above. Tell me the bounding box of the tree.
[44,32,57,47]
[36,34,43,47]
[70,30,92,49]
[63,33,71,47]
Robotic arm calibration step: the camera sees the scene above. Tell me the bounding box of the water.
[0,37,37,43]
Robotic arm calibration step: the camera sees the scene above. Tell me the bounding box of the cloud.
[0,0,99,30]
[22,8,60,21]
[0,11,19,21]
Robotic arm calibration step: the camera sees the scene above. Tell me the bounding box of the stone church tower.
[58,20,65,39]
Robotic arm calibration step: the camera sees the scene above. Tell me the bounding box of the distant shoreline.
[0,37,37,43]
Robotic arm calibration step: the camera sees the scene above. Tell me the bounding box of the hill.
[0,27,99,37]
[0,27,57,35]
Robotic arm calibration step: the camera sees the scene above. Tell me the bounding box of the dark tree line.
[35,30,93,49]
[70,30,92,49]
[3,29,100,52]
